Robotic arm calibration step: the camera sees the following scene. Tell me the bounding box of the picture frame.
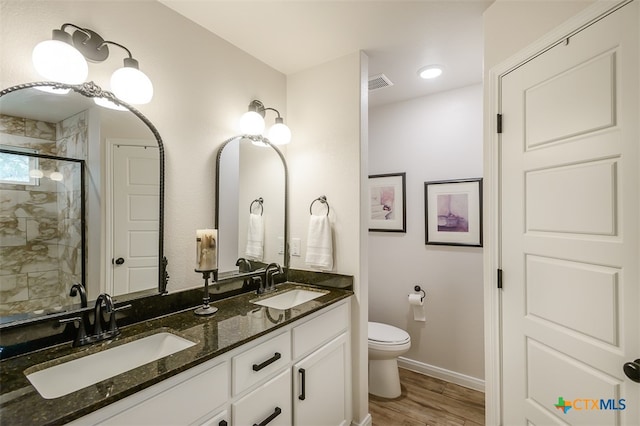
[368,172,406,232]
[424,178,483,246]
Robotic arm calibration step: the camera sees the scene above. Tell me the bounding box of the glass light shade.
[49,171,63,181]
[239,111,265,135]
[94,97,128,111]
[32,39,88,84]
[29,169,44,179]
[268,122,292,145]
[110,67,154,104]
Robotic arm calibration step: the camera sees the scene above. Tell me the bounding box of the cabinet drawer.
[196,409,229,426]
[232,369,291,426]
[101,361,229,425]
[293,302,348,358]
[232,331,291,395]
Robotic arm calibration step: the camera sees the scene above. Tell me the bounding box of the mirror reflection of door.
[108,140,159,296]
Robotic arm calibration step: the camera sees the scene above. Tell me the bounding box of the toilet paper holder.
[411,285,426,302]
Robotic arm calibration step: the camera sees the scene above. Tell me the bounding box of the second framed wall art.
[424,178,483,246]
[368,172,406,232]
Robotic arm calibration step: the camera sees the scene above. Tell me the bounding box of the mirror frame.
[214,135,289,278]
[0,81,168,303]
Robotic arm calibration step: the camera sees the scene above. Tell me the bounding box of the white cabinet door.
[232,369,291,426]
[293,333,349,426]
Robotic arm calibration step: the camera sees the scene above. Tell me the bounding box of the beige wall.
[286,51,368,423]
[369,84,485,385]
[483,0,596,72]
[0,0,286,291]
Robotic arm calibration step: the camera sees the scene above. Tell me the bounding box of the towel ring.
[309,195,330,216]
[250,197,264,216]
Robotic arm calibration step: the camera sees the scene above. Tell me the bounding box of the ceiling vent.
[368,73,393,91]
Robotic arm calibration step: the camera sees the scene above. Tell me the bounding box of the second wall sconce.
[239,100,292,145]
[32,23,153,105]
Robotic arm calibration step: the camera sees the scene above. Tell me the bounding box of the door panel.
[112,145,159,296]
[525,51,616,147]
[500,2,638,424]
[526,255,620,345]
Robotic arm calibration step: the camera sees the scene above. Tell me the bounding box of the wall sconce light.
[238,100,292,145]
[32,23,153,104]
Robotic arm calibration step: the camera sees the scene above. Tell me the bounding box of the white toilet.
[368,321,411,398]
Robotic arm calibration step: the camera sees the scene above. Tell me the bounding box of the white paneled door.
[500,2,639,425]
[111,144,159,296]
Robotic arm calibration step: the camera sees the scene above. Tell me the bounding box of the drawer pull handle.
[253,406,281,426]
[219,421,228,426]
[298,368,306,400]
[252,352,281,371]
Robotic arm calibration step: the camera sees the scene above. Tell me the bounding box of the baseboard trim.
[352,413,372,426]
[398,357,485,392]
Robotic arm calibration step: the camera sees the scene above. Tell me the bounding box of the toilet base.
[369,358,401,398]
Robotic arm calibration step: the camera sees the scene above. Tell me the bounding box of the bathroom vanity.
[0,283,353,425]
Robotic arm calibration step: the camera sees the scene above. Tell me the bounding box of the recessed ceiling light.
[418,65,443,80]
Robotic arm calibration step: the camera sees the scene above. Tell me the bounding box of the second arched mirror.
[215,135,288,278]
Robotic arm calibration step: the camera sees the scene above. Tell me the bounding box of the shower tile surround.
[0,113,86,316]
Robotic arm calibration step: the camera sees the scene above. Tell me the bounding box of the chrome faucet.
[263,263,283,294]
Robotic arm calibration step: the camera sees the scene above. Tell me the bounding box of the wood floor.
[369,368,485,426]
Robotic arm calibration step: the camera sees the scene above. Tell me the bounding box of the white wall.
[0,0,286,291]
[369,84,484,382]
[286,51,369,424]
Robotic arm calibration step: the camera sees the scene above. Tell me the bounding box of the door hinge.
[497,268,503,289]
[497,114,503,134]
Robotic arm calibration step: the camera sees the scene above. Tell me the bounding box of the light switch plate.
[278,237,284,254]
[292,238,301,256]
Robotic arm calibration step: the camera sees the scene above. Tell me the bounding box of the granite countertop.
[0,282,353,425]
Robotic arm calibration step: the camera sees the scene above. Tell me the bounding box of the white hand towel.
[305,215,333,271]
[245,213,264,261]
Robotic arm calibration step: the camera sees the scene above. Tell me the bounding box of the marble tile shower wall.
[0,112,87,316]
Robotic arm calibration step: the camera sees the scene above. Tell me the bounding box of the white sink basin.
[252,288,328,310]
[26,332,196,399]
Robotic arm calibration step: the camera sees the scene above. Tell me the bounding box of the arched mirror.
[0,81,166,325]
[215,135,288,278]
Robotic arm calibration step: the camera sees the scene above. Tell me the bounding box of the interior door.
[112,144,159,296]
[500,2,639,425]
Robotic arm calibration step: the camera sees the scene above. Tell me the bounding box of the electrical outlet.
[292,238,301,256]
[277,237,284,254]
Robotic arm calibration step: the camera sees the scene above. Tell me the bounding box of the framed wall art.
[424,178,483,246]
[368,172,406,232]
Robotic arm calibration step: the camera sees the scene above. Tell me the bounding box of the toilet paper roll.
[408,293,426,322]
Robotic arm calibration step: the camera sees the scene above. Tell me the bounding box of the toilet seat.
[368,322,410,345]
